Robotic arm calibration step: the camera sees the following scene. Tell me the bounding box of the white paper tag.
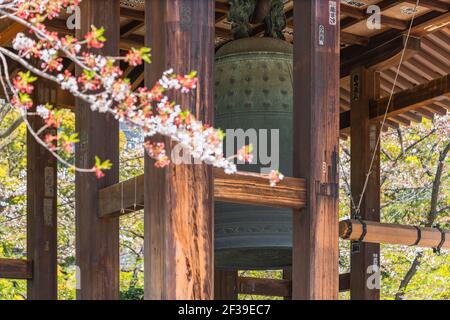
[319,25,325,46]
[329,1,337,26]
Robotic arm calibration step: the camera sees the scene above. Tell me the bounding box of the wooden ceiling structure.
[0,0,448,133]
[117,0,450,134]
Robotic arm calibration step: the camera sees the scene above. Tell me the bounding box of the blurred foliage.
[0,111,448,300]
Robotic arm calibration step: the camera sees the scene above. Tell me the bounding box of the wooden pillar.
[75,0,120,299]
[282,267,292,300]
[27,80,58,300]
[144,0,215,300]
[292,0,340,300]
[350,67,381,300]
[214,270,238,300]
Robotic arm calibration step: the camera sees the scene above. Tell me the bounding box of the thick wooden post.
[350,67,381,300]
[292,0,340,300]
[144,0,215,300]
[214,270,238,300]
[27,80,58,300]
[283,267,292,300]
[75,0,120,299]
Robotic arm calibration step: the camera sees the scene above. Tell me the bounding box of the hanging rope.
[352,0,421,218]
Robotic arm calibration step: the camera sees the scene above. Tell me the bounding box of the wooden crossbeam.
[341,32,369,46]
[369,74,450,120]
[341,35,421,78]
[214,169,306,209]
[98,169,306,218]
[120,20,144,38]
[235,274,351,297]
[340,220,450,250]
[411,12,450,37]
[0,259,32,280]
[340,74,450,130]
[45,18,144,50]
[238,277,292,297]
[0,22,26,45]
[120,7,145,21]
[341,3,408,30]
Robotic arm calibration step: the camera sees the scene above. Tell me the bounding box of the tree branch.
[395,140,450,300]
[0,117,22,139]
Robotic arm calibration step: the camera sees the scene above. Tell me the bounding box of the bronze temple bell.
[214,1,293,270]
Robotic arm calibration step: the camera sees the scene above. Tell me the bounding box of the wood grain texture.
[27,80,58,300]
[214,170,306,209]
[340,220,450,250]
[350,67,381,300]
[0,259,32,280]
[341,35,421,78]
[75,0,120,300]
[214,270,238,300]
[98,169,306,218]
[144,0,215,300]
[0,22,26,45]
[370,74,450,120]
[292,0,340,300]
[238,277,291,297]
[234,274,351,297]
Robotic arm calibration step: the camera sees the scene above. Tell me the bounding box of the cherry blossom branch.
[0,0,284,185]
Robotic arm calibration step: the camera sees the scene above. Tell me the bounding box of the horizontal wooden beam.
[411,12,450,37]
[44,19,144,51]
[99,168,306,218]
[214,169,306,209]
[339,220,450,250]
[236,274,351,297]
[341,32,369,46]
[340,74,450,130]
[120,7,145,21]
[370,74,450,120]
[0,258,32,280]
[341,3,408,30]
[238,277,291,297]
[341,35,421,78]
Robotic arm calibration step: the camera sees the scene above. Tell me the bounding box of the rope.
[352,0,421,217]
[433,225,446,255]
[121,182,125,214]
[411,226,422,246]
[118,177,144,215]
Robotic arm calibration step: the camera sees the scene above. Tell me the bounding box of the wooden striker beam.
[144,0,215,300]
[75,0,120,300]
[292,0,340,300]
[340,220,450,250]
